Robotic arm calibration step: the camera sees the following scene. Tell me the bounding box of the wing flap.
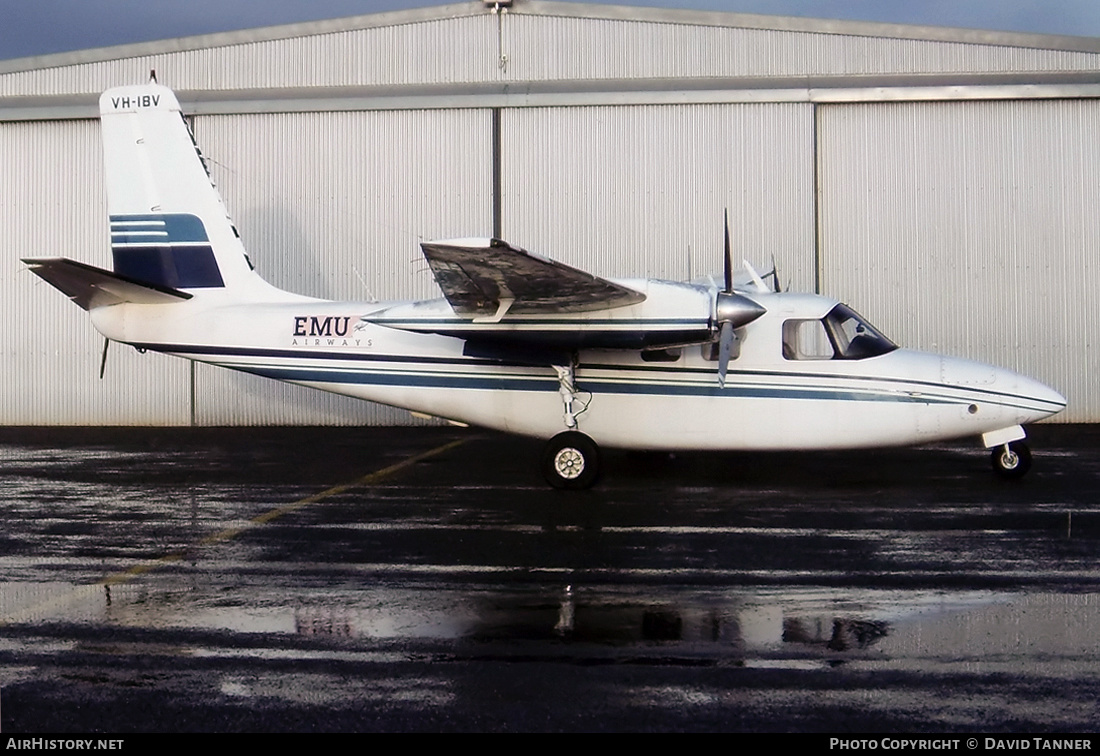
[23,257,192,310]
[421,239,645,316]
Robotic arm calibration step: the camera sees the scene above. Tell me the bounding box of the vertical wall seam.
[812,101,824,295]
[492,106,502,239]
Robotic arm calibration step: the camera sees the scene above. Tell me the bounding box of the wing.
[421,238,645,318]
[24,257,192,310]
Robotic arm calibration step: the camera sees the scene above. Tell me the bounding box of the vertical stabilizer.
[99,84,294,301]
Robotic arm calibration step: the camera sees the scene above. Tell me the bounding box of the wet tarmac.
[0,424,1098,732]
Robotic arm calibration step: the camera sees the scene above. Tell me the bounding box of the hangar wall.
[2,1,1099,424]
[819,100,1100,421]
[500,104,815,291]
[189,109,493,425]
[2,119,190,425]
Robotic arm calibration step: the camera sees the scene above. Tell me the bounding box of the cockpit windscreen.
[823,304,897,360]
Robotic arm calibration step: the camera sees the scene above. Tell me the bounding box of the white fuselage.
[88,288,1066,452]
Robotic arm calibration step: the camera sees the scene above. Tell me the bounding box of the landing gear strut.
[552,362,580,429]
[991,441,1032,479]
[542,431,601,490]
[542,358,600,489]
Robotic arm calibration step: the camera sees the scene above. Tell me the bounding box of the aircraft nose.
[1014,373,1067,419]
[994,368,1067,423]
[939,355,1066,423]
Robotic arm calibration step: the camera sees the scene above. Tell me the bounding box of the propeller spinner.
[713,210,766,387]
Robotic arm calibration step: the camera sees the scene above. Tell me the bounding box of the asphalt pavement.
[1,424,1098,732]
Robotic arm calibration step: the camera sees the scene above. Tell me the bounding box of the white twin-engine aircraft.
[25,84,1066,489]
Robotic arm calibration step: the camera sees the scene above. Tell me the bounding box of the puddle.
[4,580,1099,666]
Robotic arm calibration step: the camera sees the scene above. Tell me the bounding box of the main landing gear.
[991,440,1032,479]
[542,430,601,489]
[542,360,600,489]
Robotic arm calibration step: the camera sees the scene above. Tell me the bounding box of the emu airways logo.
[291,316,371,348]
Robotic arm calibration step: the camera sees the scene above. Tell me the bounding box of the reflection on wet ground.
[1,425,1099,731]
[5,579,1099,666]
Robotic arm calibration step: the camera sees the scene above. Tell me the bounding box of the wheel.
[991,441,1031,479]
[541,431,601,490]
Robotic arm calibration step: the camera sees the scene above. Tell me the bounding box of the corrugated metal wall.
[195,110,492,302]
[1,119,191,424]
[2,109,492,426]
[188,109,492,425]
[818,99,1100,422]
[503,15,1100,81]
[0,14,501,96]
[501,104,815,291]
[4,6,1100,97]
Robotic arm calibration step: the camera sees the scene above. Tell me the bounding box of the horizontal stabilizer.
[421,238,646,317]
[23,257,192,310]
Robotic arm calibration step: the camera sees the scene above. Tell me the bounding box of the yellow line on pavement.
[1,437,469,623]
[102,437,468,586]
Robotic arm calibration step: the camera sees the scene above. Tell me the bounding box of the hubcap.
[1000,450,1019,469]
[554,447,585,479]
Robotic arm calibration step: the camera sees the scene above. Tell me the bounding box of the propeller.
[99,338,110,380]
[713,209,766,387]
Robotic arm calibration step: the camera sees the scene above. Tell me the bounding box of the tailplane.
[22,257,191,311]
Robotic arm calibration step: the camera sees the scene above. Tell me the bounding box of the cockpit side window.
[783,304,896,361]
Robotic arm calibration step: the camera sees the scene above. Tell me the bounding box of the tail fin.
[98,84,289,301]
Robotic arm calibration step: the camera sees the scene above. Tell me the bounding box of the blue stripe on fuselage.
[235,363,954,404]
[132,341,1059,413]
[129,342,1058,413]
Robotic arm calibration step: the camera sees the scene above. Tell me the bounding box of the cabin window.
[782,319,834,360]
[783,305,896,361]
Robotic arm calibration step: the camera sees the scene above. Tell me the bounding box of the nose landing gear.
[992,441,1032,479]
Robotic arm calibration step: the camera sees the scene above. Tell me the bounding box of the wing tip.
[423,237,512,250]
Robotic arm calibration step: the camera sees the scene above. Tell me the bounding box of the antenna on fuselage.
[351,265,378,303]
[770,255,783,293]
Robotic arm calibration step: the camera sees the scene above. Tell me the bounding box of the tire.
[991,441,1032,480]
[541,431,601,490]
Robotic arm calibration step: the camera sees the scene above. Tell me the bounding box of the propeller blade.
[723,208,733,293]
[717,320,734,388]
[99,338,110,380]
